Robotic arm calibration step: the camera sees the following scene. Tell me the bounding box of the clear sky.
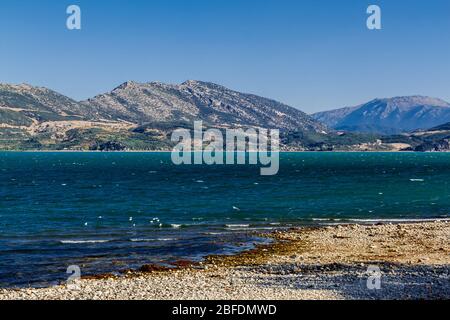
[0,0,449,113]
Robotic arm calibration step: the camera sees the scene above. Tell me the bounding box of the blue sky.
[0,0,449,113]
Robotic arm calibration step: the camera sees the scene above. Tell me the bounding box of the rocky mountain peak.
[82,80,327,132]
[112,81,141,91]
[181,80,201,86]
[376,96,450,109]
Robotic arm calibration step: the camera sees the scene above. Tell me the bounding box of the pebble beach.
[0,221,448,300]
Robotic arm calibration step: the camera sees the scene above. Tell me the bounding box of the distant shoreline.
[0,150,445,153]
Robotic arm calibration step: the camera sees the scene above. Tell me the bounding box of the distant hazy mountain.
[312,96,450,134]
[83,80,326,133]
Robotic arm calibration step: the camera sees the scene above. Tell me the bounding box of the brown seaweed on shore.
[170,259,200,268]
[81,273,118,280]
[138,264,172,273]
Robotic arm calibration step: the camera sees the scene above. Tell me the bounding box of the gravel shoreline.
[0,221,448,300]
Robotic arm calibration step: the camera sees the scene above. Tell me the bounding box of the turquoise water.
[0,152,449,287]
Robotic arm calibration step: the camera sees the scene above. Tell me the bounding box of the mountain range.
[312,96,450,134]
[0,81,449,151]
[83,80,326,133]
[0,81,328,151]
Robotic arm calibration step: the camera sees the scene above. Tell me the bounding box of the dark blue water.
[0,152,449,288]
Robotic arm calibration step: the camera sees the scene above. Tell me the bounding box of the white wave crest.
[60,240,110,244]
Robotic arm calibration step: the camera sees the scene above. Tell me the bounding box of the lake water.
[0,152,449,287]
